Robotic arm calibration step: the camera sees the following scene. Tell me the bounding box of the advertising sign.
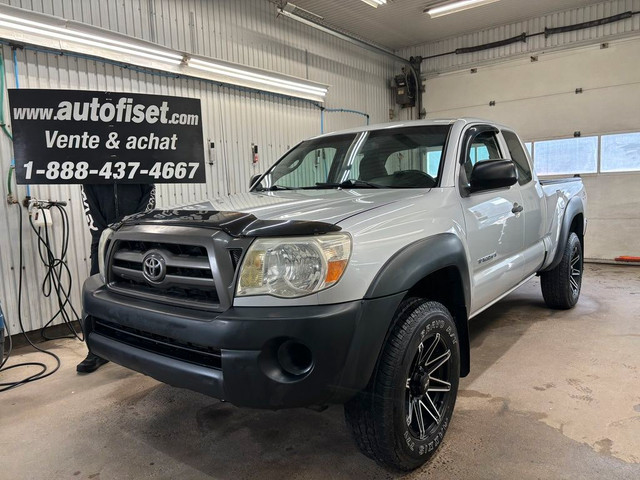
[9,89,205,184]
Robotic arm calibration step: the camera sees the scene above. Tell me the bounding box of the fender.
[365,233,472,377]
[541,195,585,272]
[365,233,471,312]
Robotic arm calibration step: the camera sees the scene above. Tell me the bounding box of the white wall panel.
[422,38,640,139]
[0,0,398,333]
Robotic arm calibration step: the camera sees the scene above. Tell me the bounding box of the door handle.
[512,203,524,214]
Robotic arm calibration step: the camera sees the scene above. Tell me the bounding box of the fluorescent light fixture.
[425,0,500,18]
[189,58,327,97]
[0,4,329,102]
[0,13,182,64]
[360,0,387,8]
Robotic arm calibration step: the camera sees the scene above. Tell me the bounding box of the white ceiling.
[278,0,601,50]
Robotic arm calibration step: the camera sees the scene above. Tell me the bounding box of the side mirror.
[469,159,518,193]
[249,174,262,190]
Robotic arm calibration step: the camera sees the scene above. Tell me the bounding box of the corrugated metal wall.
[401,0,640,74]
[0,0,399,333]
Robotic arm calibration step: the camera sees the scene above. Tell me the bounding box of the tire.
[541,232,583,309]
[344,298,460,471]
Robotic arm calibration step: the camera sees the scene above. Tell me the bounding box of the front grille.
[93,318,221,369]
[108,239,220,310]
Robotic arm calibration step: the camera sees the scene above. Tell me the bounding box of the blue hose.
[12,48,30,197]
[0,302,5,361]
[320,108,370,133]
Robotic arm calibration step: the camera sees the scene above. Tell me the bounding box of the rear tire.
[541,232,583,309]
[344,299,460,471]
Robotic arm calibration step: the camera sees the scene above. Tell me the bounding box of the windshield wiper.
[315,179,382,189]
[267,184,296,191]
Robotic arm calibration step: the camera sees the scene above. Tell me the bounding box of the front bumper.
[83,276,404,408]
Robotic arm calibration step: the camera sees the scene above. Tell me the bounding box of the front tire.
[344,299,460,471]
[541,232,583,309]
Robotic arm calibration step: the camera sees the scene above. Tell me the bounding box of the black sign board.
[9,89,205,184]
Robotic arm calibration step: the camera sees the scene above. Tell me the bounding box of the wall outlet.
[32,207,53,227]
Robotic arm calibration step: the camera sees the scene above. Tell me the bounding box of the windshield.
[253,125,452,191]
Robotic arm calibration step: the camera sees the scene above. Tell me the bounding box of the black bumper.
[82,276,405,408]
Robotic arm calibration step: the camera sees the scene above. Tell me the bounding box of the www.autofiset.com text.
[13,97,200,126]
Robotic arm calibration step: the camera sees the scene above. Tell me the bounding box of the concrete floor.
[1,264,639,480]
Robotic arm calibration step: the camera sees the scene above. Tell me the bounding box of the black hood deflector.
[115,206,341,237]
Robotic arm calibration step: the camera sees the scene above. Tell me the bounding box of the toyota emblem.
[142,252,167,284]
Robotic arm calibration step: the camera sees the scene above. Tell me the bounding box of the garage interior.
[0,0,639,479]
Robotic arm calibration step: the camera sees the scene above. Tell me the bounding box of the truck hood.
[205,190,426,222]
[119,189,429,237]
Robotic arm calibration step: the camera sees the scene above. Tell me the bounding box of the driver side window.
[463,131,503,185]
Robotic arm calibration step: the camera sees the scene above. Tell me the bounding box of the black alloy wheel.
[405,331,454,441]
[541,232,583,309]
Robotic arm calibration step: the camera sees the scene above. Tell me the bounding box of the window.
[384,146,441,176]
[601,132,640,173]
[358,127,450,186]
[461,130,502,185]
[259,125,452,190]
[468,132,501,165]
[276,147,337,187]
[534,137,598,176]
[510,131,640,176]
[469,143,491,164]
[426,149,442,177]
[502,130,532,185]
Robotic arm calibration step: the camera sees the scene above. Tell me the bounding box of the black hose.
[0,204,61,393]
[544,11,633,38]
[28,204,84,341]
[423,11,640,61]
[455,33,527,55]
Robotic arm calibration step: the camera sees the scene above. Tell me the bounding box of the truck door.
[458,125,525,315]
[500,130,547,277]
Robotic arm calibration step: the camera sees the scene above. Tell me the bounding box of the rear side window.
[503,130,533,185]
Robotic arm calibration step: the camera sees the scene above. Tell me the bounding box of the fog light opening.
[277,340,313,376]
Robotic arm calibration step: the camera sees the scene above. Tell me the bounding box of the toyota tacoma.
[83,118,587,470]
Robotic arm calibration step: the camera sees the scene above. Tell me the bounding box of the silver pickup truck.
[83,118,587,470]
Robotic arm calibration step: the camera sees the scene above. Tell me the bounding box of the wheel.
[541,232,583,309]
[344,299,460,471]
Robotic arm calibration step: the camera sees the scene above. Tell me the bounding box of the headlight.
[236,233,352,298]
[98,227,114,283]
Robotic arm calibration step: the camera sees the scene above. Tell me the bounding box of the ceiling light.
[0,4,329,102]
[189,58,327,98]
[0,13,182,64]
[360,0,387,8]
[425,0,500,18]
